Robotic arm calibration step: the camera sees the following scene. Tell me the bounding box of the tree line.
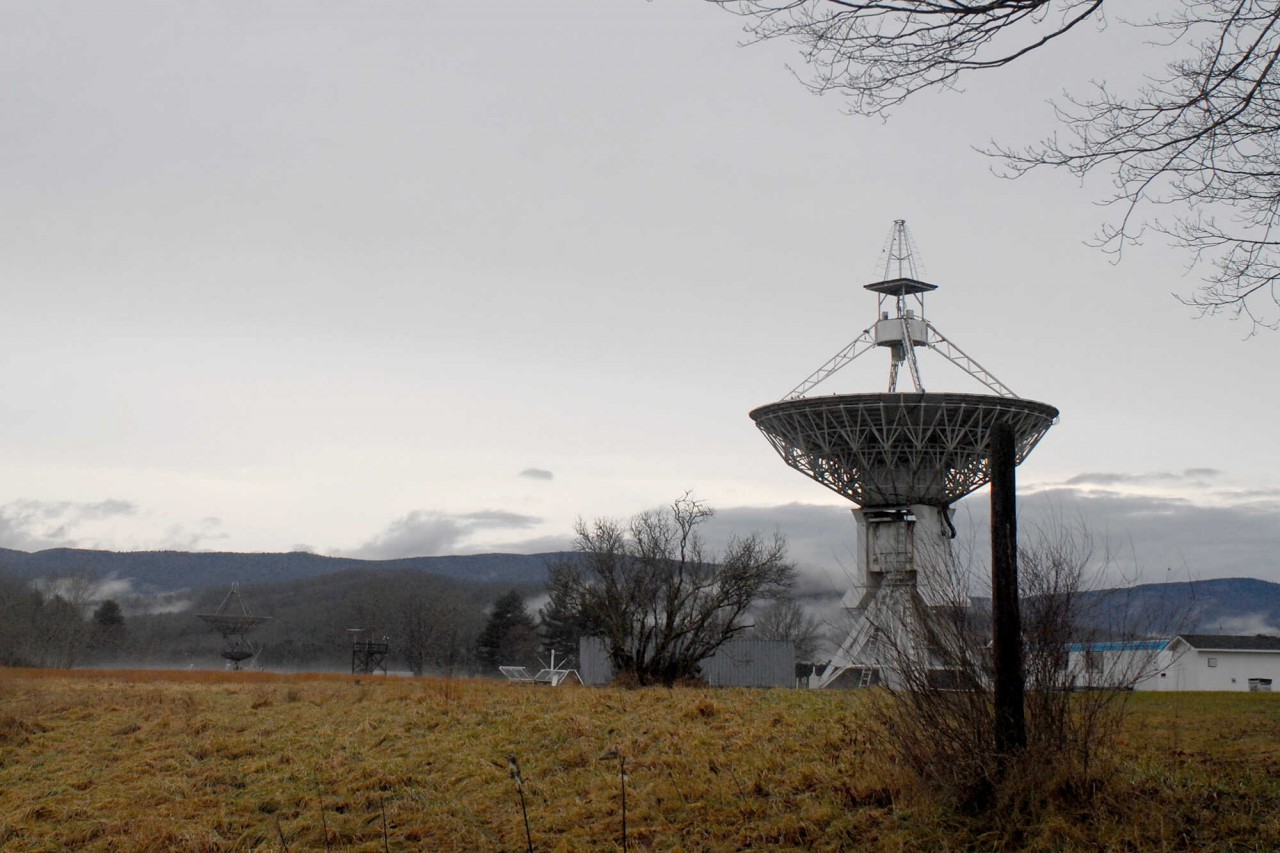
[0,497,819,683]
[0,567,530,674]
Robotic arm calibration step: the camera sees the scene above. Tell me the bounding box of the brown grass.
[0,669,1278,851]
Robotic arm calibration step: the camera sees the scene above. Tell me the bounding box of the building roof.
[1176,634,1280,652]
[1067,640,1169,653]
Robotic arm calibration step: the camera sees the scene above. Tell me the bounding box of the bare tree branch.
[709,0,1280,327]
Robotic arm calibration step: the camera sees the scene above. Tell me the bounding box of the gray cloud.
[703,504,859,597]
[0,498,137,551]
[33,573,140,608]
[1218,487,1280,502]
[726,489,1280,592]
[348,509,543,560]
[1064,472,1181,487]
[149,517,229,552]
[481,532,577,555]
[1062,469,1226,488]
[1215,612,1280,636]
[365,484,1280,595]
[956,487,1280,584]
[458,510,541,527]
[518,468,554,481]
[632,491,1280,589]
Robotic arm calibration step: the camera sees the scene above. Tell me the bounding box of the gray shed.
[577,637,796,687]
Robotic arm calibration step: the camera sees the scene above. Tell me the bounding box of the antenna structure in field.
[749,220,1058,689]
[197,583,270,670]
[348,628,390,675]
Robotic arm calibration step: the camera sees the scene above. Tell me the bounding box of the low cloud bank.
[345,509,543,560]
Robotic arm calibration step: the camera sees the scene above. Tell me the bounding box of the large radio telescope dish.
[751,393,1057,508]
[750,220,1058,689]
[197,583,270,668]
[751,220,1058,508]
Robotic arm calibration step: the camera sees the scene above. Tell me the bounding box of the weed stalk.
[619,751,628,851]
[274,815,289,852]
[380,796,389,853]
[508,754,534,853]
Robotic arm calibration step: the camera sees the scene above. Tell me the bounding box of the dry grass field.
[1,669,1279,851]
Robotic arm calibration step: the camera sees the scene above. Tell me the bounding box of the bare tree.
[395,583,481,677]
[709,0,1280,326]
[547,495,795,686]
[753,597,825,661]
[29,572,96,668]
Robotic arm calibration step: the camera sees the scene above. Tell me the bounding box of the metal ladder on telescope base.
[858,629,881,688]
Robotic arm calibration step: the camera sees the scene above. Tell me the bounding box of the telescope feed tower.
[749,221,1057,689]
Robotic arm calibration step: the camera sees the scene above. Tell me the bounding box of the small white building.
[1066,634,1280,692]
[1064,639,1169,691]
[1150,634,1280,692]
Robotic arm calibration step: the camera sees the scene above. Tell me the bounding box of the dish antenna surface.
[749,220,1058,689]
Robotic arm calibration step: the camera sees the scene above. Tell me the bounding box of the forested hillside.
[0,548,567,595]
[0,564,549,675]
[3,550,1278,677]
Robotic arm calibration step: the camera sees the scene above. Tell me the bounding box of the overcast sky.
[2,1,1277,587]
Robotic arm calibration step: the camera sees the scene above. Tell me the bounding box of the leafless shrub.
[872,522,1181,817]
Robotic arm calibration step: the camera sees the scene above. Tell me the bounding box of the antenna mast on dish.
[787,219,1014,399]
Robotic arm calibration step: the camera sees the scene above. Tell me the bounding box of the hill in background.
[3,544,1279,673]
[1075,577,1280,637]
[3,547,1278,638]
[0,547,569,596]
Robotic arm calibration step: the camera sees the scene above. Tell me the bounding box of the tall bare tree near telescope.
[709,0,1280,327]
[545,495,795,686]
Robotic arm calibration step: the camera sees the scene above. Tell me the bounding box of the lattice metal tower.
[749,220,1058,689]
[348,628,390,676]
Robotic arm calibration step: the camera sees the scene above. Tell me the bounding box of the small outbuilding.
[1066,634,1280,692]
[1152,634,1280,692]
[578,637,796,687]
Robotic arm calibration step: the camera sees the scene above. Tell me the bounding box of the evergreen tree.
[476,590,539,672]
[93,599,125,629]
[92,599,126,660]
[540,560,601,661]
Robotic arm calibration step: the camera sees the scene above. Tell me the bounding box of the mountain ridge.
[0,547,571,595]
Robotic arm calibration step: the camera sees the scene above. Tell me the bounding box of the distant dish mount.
[197,583,270,669]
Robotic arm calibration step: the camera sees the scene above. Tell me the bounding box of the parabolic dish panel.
[749,393,1058,507]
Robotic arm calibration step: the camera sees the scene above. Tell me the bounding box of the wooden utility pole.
[989,421,1026,754]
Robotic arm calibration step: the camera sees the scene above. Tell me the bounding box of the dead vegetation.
[0,669,1278,850]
